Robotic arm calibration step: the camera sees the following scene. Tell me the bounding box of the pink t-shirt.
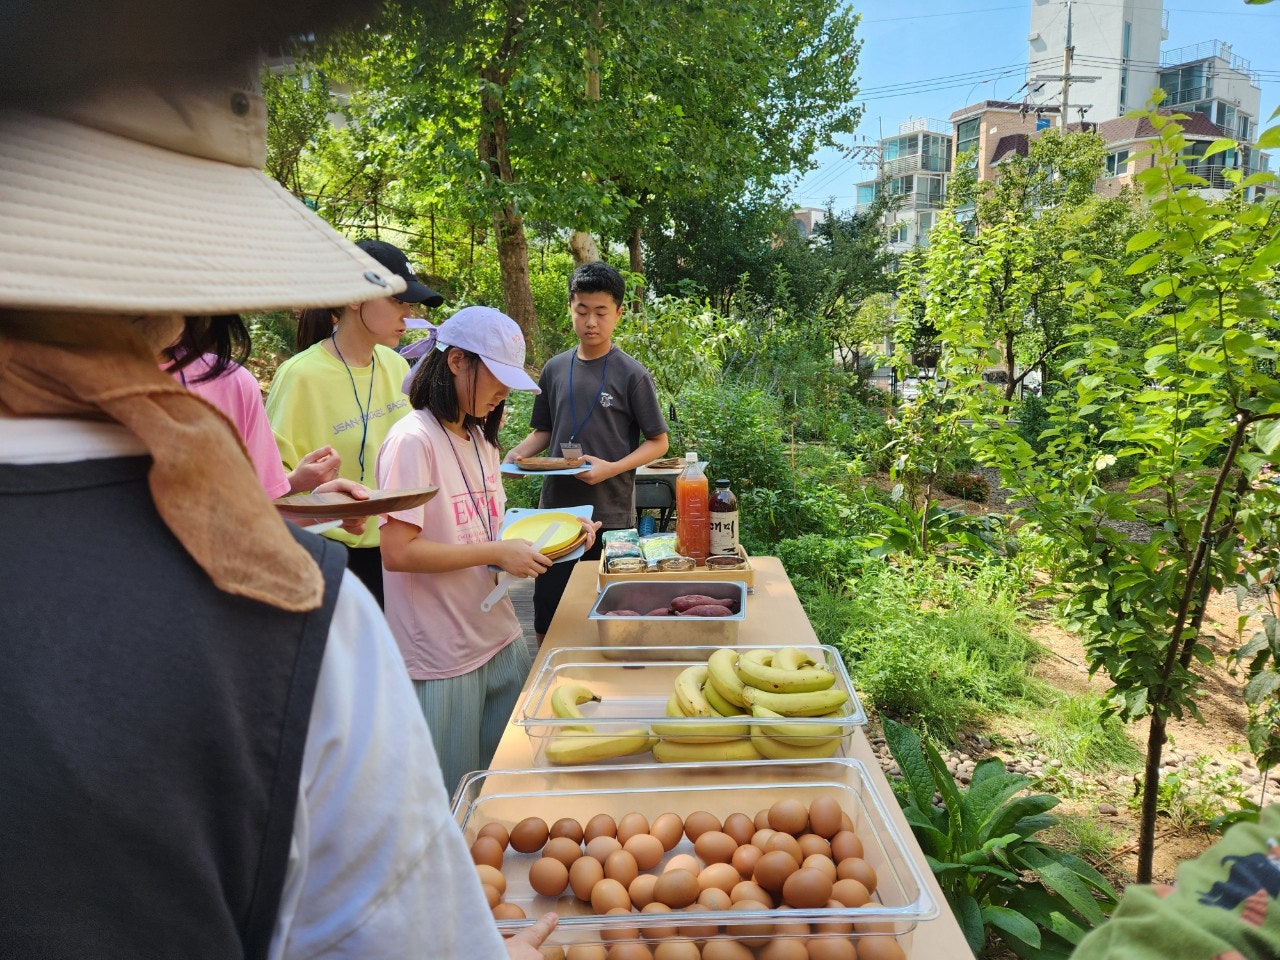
[172,355,291,500]
[376,411,520,680]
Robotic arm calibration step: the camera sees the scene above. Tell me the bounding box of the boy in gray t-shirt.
[505,262,669,639]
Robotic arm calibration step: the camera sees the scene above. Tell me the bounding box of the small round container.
[607,557,646,574]
[705,554,746,571]
[657,556,695,572]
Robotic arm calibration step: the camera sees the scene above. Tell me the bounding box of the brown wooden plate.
[273,485,438,520]
[514,456,586,471]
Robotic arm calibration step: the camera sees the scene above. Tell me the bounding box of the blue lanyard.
[567,347,611,442]
[330,333,376,483]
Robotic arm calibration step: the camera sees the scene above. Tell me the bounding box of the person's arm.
[285,445,342,494]
[503,428,551,464]
[269,571,524,960]
[380,517,552,578]
[578,433,669,486]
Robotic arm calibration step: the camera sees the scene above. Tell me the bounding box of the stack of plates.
[501,511,587,561]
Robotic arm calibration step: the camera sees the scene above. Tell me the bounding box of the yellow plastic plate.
[501,511,582,554]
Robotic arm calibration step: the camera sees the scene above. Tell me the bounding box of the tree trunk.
[479,65,538,345]
[1004,330,1017,402]
[569,230,601,265]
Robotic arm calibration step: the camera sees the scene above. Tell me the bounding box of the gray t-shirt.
[531,345,668,528]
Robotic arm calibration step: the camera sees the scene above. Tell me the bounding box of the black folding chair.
[634,477,676,532]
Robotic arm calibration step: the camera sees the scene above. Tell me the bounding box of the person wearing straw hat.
[266,239,445,608]
[0,7,555,958]
[377,306,600,794]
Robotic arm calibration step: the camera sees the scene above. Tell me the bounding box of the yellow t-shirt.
[266,342,411,548]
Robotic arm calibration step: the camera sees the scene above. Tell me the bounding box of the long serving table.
[487,556,971,957]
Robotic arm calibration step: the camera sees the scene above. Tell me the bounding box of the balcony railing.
[882,153,952,177]
[1183,162,1268,190]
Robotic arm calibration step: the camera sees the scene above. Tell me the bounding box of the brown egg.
[831,878,870,908]
[802,853,838,881]
[698,886,733,910]
[477,821,510,849]
[700,939,753,960]
[541,947,567,960]
[753,850,800,894]
[835,857,877,894]
[606,944,654,960]
[653,869,701,908]
[830,831,864,863]
[492,902,527,920]
[813,901,854,935]
[682,810,721,842]
[623,834,665,871]
[471,835,505,869]
[754,808,772,830]
[475,863,506,895]
[639,902,678,940]
[728,899,775,947]
[604,849,640,888]
[764,832,804,864]
[650,812,684,851]
[758,938,810,960]
[569,855,605,901]
[617,812,650,845]
[675,904,718,941]
[549,817,585,843]
[566,946,608,960]
[721,812,756,845]
[807,796,843,839]
[697,862,742,895]
[839,812,855,833]
[629,873,659,909]
[750,828,776,850]
[731,842,762,880]
[585,813,618,842]
[586,835,624,863]
[544,835,584,868]
[653,940,701,960]
[798,833,833,860]
[782,866,833,908]
[729,879,774,907]
[693,830,738,865]
[510,816,550,854]
[767,799,808,836]
[663,853,702,875]
[480,883,501,908]
[600,906,641,942]
[591,877,632,914]
[529,856,570,897]
[807,938,857,960]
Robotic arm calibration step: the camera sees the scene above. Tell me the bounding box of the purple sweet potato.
[675,604,733,617]
[669,595,736,614]
[645,607,672,616]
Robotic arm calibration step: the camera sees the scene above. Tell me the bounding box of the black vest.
[0,455,346,960]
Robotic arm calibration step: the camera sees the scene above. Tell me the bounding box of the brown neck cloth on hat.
[0,312,324,612]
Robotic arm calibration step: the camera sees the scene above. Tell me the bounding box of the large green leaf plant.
[883,719,1119,958]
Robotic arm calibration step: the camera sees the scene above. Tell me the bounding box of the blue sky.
[790,0,1280,209]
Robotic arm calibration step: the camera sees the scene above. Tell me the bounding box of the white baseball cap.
[435,306,540,393]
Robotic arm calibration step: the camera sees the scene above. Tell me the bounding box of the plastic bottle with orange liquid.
[675,451,709,564]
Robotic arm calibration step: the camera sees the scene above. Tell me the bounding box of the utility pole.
[1061,0,1073,130]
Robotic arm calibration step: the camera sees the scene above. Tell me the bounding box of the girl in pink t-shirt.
[377,307,597,793]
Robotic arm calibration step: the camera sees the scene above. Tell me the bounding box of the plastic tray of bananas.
[515,644,867,767]
[588,580,748,657]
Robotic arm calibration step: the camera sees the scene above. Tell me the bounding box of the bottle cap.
[716,479,730,486]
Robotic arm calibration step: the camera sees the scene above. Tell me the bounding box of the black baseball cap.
[356,240,444,307]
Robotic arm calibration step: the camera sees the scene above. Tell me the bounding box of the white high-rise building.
[1027,0,1168,124]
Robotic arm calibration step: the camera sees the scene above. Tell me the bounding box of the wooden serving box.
[597,543,755,590]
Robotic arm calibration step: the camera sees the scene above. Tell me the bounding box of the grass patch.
[1049,813,1128,863]
[1015,687,1142,773]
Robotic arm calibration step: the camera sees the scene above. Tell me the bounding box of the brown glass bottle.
[708,479,738,556]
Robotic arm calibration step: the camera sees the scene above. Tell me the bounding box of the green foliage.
[1020,690,1142,774]
[667,383,790,495]
[883,718,1120,958]
[775,534,873,596]
[497,391,541,509]
[1134,754,1257,832]
[939,471,992,504]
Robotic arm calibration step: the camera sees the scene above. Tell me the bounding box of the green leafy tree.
[931,105,1280,882]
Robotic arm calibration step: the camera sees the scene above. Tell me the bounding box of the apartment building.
[852,119,953,253]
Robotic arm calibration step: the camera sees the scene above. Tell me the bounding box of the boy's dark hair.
[164,315,251,384]
[568,261,625,308]
[407,346,504,446]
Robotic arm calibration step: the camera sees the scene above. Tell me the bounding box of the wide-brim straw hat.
[0,64,404,315]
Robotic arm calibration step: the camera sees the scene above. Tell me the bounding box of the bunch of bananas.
[652,647,850,762]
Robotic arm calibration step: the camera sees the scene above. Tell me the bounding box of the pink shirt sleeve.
[176,356,292,500]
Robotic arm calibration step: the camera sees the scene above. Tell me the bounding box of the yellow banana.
[673,665,714,717]
[751,704,845,748]
[551,682,600,719]
[772,646,820,671]
[705,648,750,708]
[702,678,748,717]
[741,685,849,717]
[653,737,762,763]
[750,726,842,760]
[735,654,836,694]
[545,728,656,765]
[665,694,685,718]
